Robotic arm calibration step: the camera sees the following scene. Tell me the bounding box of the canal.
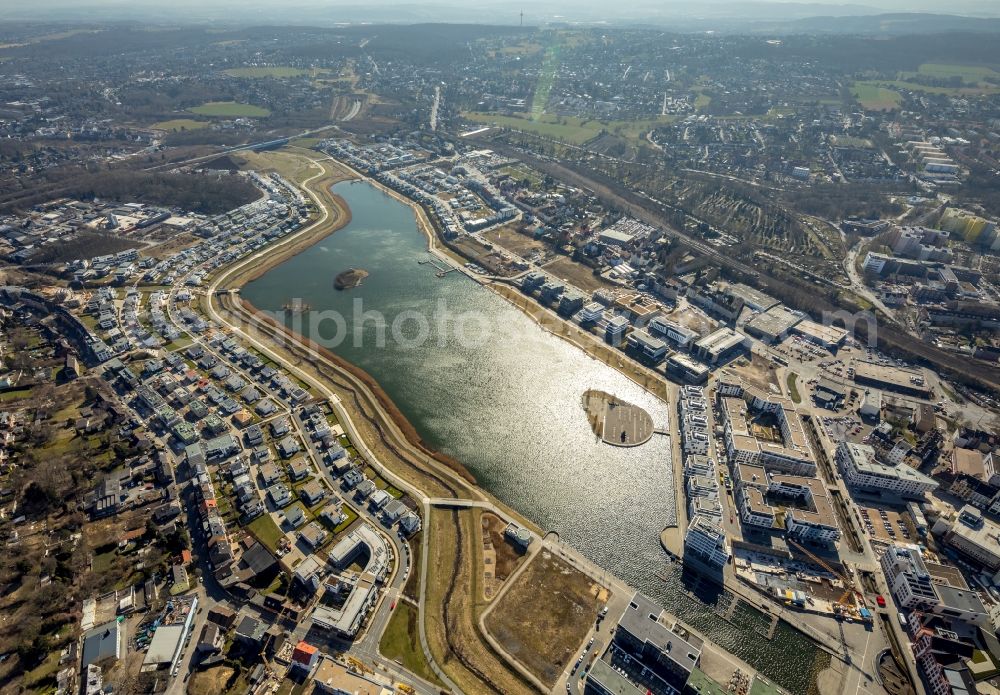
[241,179,828,694]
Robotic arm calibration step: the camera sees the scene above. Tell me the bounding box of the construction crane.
[788,539,861,608]
[347,656,374,676]
[789,539,857,663]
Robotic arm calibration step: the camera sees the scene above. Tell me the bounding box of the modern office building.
[692,328,746,365]
[627,329,668,362]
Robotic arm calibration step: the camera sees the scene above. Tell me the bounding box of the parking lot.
[818,413,869,444]
[858,505,915,543]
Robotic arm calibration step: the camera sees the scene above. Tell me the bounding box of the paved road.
[843,240,894,318]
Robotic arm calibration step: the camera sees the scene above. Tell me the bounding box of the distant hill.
[780,12,1000,34]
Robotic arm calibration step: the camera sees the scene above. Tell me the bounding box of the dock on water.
[418,257,457,277]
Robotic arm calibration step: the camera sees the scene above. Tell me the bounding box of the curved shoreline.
[220,155,498,493]
[355,161,673,404]
[221,191,354,287]
[214,151,832,694]
[230,151,671,490]
[239,295,477,485]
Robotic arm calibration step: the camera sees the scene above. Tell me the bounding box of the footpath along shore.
[220,156,357,288]
[208,146,843,695]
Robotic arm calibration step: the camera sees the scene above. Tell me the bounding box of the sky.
[1,0,998,23]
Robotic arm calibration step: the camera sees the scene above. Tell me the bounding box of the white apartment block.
[836,442,938,498]
[684,514,730,569]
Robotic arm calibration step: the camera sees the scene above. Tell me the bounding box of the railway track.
[465,134,1000,394]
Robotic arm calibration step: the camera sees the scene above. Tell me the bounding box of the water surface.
[242,180,825,694]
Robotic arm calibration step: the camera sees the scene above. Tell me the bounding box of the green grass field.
[0,387,33,402]
[246,514,284,550]
[882,79,1000,96]
[464,111,677,147]
[884,63,1000,95]
[531,44,560,119]
[914,62,1000,83]
[188,101,271,118]
[224,66,308,78]
[464,111,602,144]
[151,118,210,132]
[851,82,902,111]
[786,373,802,404]
[379,602,444,686]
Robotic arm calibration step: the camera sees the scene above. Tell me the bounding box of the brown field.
[144,232,198,260]
[481,512,527,599]
[484,549,606,687]
[187,666,235,695]
[484,223,548,257]
[425,509,535,695]
[483,512,526,581]
[541,255,615,293]
[235,147,326,186]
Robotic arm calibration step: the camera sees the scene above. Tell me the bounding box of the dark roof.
[81,621,121,668]
[241,542,276,576]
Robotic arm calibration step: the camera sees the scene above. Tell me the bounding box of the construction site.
[732,542,869,624]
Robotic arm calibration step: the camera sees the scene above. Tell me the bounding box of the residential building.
[836,442,938,498]
[683,515,730,569]
[717,375,815,476]
[587,592,700,695]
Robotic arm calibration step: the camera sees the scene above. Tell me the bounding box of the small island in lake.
[581,389,655,446]
[334,267,369,290]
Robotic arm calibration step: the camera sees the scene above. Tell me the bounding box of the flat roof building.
[684,514,730,570]
[792,319,848,350]
[745,305,804,343]
[627,329,668,362]
[936,507,1000,575]
[717,374,815,476]
[732,464,839,541]
[727,284,779,312]
[609,593,701,693]
[693,328,745,366]
[312,656,395,695]
[836,442,938,498]
[81,621,125,670]
[313,523,392,638]
[667,353,709,384]
[882,543,990,627]
[852,361,933,399]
